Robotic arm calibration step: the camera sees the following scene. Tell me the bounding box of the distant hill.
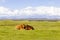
[0,14,60,20]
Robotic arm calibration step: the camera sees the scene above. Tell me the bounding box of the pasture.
[0,20,60,40]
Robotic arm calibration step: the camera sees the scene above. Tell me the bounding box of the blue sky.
[0,0,60,19]
[0,0,60,9]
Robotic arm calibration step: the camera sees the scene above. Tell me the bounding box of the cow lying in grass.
[16,24,34,30]
[24,24,34,30]
[16,24,25,30]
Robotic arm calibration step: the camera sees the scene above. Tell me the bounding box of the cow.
[24,24,34,30]
[16,24,34,30]
[16,24,25,30]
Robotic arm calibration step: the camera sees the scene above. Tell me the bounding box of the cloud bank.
[0,6,60,19]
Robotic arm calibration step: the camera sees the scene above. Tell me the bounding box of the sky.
[0,0,60,19]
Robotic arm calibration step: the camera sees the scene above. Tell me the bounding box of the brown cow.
[16,24,34,30]
[24,24,34,30]
[16,24,25,30]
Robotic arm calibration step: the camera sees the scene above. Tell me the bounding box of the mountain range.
[0,14,60,20]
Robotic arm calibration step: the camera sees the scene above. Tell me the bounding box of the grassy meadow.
[0,20,60,40]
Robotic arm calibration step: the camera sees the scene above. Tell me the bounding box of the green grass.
[0,20,60,40]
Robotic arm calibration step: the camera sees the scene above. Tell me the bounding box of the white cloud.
[0,6,60,18]
[0,6,19,16]
[21,6,60,16]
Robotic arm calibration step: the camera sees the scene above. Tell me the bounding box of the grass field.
[0,20,60,40]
